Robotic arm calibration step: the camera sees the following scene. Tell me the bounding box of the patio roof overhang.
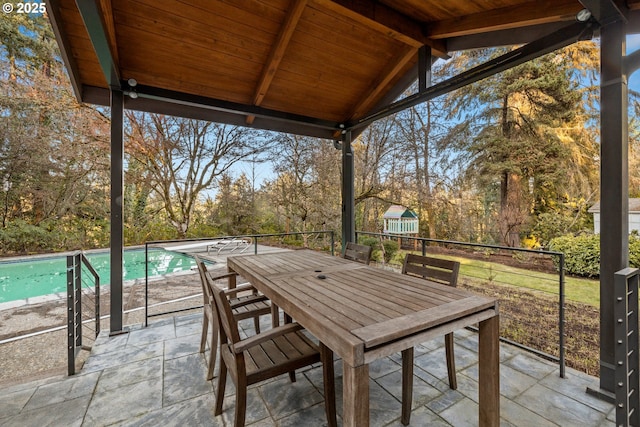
[46,0,640,405]
[48,0,639,139]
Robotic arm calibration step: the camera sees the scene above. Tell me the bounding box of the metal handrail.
[66,251,100,375]
[143,231,335,325]
[356,231,567,378]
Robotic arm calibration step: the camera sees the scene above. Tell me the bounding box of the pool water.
[0,249,197,303]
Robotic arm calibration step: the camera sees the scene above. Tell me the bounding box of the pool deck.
[0,245,617,425]
[0,241,252,312]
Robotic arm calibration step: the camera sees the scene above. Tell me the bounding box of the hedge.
[548,233,640,277]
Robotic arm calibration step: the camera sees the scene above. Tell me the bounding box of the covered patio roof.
[47,0,638,139]
[46,0,640,412]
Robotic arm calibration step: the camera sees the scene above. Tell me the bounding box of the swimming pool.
[0,248,197,303]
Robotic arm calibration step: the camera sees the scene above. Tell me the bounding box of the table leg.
[343,361,369,426]
[479,314,500,426]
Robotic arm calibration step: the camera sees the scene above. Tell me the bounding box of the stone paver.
[0,313,615,427]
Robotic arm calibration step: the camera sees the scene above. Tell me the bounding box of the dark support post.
[590,18,629,399]
[418,46,431,92]
[110,89,125,334]
[341,130,355,249]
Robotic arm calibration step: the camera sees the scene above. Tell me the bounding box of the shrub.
[548,233,640,277]
[381,239,399,263]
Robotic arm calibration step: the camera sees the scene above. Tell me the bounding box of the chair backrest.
[402,254,460,287]
[210,281,242,345]
[343,242,372,265]
[194,255,213,305]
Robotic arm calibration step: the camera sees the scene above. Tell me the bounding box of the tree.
[352,117,397,232]
[210,173,257,235]
[445,45,599,246]
[0,12,111,251]
[264,134,340,242]
[126,113,270,239]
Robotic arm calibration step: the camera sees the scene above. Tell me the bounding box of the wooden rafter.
[247,0,307,125]
[347,45,417,122]
[426,0,582,39]
[311,0,447,57]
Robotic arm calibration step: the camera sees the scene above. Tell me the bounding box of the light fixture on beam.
[576,9,592,22]
[126,78,138,99]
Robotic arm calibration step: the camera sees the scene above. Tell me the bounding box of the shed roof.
[589,198,640,213]
[383,205,418,219]
[46,0,640,139]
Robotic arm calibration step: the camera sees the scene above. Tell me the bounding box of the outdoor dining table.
[226,249,500,426]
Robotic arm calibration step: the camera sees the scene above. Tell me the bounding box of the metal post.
[67,254,75,375]
[558,253,565,378]
[144,243,148,327]
[331,230,335,256]
[341,130,355,249]
[592,18,629,398]
[110,89,125,334]
[418,46,431,93]
[614,268,640,426]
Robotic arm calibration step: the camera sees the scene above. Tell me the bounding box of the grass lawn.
[401,252,600,307]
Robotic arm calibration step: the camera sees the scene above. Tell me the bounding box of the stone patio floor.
[0,311,615,426]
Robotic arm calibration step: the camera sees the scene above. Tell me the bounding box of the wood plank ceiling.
[47,0,640,139]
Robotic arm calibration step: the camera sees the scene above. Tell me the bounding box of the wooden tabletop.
[227,250,498,366]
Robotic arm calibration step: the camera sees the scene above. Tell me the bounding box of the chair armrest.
[233,323,304,354]
[229,294,269,309]
[223,283,259,298]
[207,271,239,281]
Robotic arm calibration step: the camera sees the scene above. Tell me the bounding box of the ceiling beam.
[349,21,595,130]
[446,22,572,51]
[311,0,448,57]
[46,0,84,101]
[97,0,119,68]
[247,0,307,125]
[125,82,340,131]
[426,0,582,39]
[579,0,628,25]
[83,86,337,142]
[75,0,121,89]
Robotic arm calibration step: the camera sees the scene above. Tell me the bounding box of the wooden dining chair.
[400,253,461,425]
[211,284,337,427]
[342,241,372,265]
[195,255,271,380]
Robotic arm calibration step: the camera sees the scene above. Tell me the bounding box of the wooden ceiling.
[47,0,640,139]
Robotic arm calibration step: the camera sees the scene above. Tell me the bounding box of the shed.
[383,205,418,234]
[588,198,640,234]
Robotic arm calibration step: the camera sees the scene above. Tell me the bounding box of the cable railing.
[356,231,567,378]
[138,229,570,377]
[66,251,101,375]
[143,231,335,325]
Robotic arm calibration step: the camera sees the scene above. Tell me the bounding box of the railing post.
[332,230,335,256]
[145,243,149,327]
[558,253,565,378]
[614,267,640,427]
[66,254,76,376]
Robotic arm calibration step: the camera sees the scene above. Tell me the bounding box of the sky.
[628,34,640,90]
